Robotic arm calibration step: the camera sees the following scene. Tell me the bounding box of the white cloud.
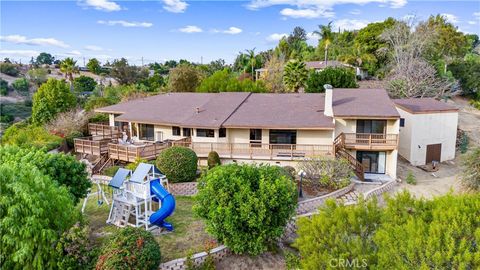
[468,21,477,25]
[473,12,480,19]
[84,45,103,51]
[280,8,334,19]
[80,0,122,12]
[0,35,69,48]
[332,19,370,31]
[0,49,40,58]
[441,13,459,24]
[266,33,288,42]
[349,9,361,15]
[248,0,408,19]
[212,27,243,35]
[66,50,82,56]
[163,0,188,13]
[178,25,203,33]
[97,20,153,28]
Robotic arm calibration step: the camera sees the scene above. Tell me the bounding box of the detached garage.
[394,98,459,166]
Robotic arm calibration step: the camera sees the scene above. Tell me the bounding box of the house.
[394,98,459,166]
[79,87,403,181]
[255,60,367,80]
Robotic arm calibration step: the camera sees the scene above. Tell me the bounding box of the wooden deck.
[88,123,120,136]
[172,142,333,160]
[74,134,120,156]
[342,133,398,150]
[107,142,170,162]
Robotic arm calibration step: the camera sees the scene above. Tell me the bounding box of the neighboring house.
[394,98,459,166]
[82,87,402,181]
[255,60,367,80]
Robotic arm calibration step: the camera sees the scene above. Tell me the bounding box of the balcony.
[88,123,120,136]
[107,142,170,162]
[342,133,398,150]
[172,142,333,160]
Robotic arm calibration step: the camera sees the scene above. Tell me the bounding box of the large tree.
[283,59,308,92]
[32,78,76,124]
[167,63,202,92]
[36,52,55,65]
[314,22,334,63]
[86,58,101,74]
[110,58,148,85]
[60,58,79,85]
[0,161,78,269]
[259,54,286,93]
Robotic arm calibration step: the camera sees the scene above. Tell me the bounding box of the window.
[400,118,405,127]
[250,129,262,142]
[183,128,192,137]
[219,128,226,138]
[269,130,297,144]
[172,126,181,136]
[197,129,215,137]
[356,120,386,134]
[139,124,154,141]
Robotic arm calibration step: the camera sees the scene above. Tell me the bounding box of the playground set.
[100,163,176,231]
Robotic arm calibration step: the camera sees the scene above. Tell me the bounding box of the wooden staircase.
[92,153,112,174]
[334,133,365,181]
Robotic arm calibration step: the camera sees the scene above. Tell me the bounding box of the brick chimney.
[324,84,333,117]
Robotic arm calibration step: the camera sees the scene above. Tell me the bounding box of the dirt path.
[451,96,480,146]
[215,252,286,270]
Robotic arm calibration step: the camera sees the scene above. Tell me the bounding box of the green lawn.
[80,184,214,262]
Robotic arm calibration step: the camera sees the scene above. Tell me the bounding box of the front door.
[426,144,441,164]
[356,151,386,174]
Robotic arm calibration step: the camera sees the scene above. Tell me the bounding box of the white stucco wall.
[397,107,458,166]
[109,114,115,126]
[296,130,334,145]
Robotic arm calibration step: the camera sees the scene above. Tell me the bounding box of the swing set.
[81,175,111,213]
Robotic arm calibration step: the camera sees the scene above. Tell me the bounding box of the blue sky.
[1,0,479,65]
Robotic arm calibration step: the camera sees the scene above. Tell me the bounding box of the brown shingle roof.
[96,92,251,128]
[332,89,400,118]
[393,98,458,114]
[223,93,334,129]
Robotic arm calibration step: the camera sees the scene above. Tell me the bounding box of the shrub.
[281,165,296,180]
[55,222,97,270]
[305,67,358,93]
[156,146,198,183]
[295,192,480,270]
[195,164,297,255]
[0,62,19,76]
[73,75,97,94]
[32,78,77,124]
[0,78,8,95]
[0,145,91,204]
[12,78,29,93]
[461,147,480,190]
[405,171,416,185]
[126,158,149,171]
[89,113,110,123]
[96,227,161,270]
[0,162,79,269]
[65,130,84,148]
[284,251,301,270]
[2,122,63,151]
[207,151,221,169]
[45,109,90,139]
[27,68,48,85]
[0,113,13,123]
[298,157,352,190]
[197,69,266,93]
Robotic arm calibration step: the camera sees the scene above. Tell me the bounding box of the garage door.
[426,144,441,164]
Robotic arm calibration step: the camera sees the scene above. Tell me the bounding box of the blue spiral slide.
[149,179,175,231]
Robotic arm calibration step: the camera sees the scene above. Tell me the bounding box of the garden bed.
[80,185,214,262]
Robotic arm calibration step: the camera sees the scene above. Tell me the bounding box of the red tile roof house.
[75,87,458,182]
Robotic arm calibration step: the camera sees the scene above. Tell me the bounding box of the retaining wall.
[159,245,230,270]
[296,183,355,215]
[168,182,198,196]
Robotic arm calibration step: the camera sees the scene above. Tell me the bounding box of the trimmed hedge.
[96,227,161,270]
[207,151,221,169]
[195,164,297,255]
[156,146,198,183]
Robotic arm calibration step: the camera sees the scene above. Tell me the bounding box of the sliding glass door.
[356,151,386,174]
[356,120,386,134]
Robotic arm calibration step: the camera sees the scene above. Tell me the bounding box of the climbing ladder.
[334,133,365,181]
[108,201,132,227]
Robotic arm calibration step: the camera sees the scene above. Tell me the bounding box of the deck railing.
[74,134,120,156]
[343,133,398,150]
[171,142,332,160]
[88,123,120,136]
[107,142,170,162]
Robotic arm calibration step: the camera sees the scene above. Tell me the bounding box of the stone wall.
[296,183,355,215]
[159,245,230,270]
[168,182,198,196]
[364,180,397,200]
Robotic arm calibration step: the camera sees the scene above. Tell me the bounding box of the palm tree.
[283,59,308,93]
[314,22,334,64]
[245,48,257,80]
[60,57,79,83]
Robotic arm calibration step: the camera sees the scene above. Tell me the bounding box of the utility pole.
[200,56,203,65]
[141,57,144,66]
[83,57,86,67]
